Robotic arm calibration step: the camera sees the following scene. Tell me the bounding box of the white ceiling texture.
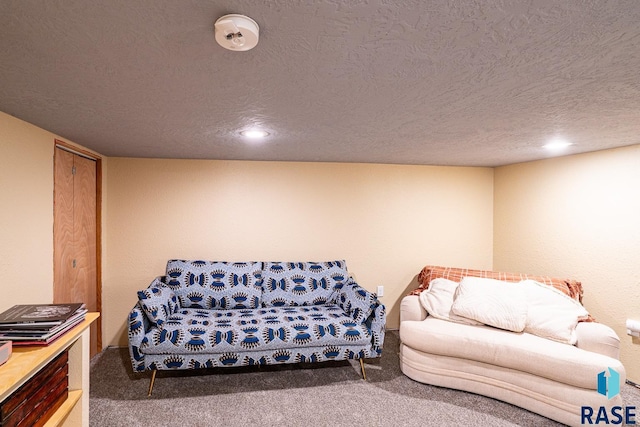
[1,1,639,167]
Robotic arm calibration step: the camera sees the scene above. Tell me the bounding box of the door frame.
[53,139,102,355]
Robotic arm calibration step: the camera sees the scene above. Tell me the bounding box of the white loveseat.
[399,266,625,427]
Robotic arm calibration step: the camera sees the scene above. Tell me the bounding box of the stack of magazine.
[0,303,87,345]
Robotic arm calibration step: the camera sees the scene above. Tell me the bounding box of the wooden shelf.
[0,313,99,427]
[44,390,82,427]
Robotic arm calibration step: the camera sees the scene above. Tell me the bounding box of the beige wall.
[494,144,640,382]
[105,158,494,346]
[0,112,56,310]
[0,111,107,317]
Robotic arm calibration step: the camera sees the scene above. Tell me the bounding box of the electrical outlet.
[377,285,384,297]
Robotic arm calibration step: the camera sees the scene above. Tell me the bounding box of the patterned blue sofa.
[128,260,386,395]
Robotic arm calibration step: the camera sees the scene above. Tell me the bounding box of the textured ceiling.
[1,1,640,167]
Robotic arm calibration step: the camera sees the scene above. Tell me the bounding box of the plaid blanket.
[410,265,584,303]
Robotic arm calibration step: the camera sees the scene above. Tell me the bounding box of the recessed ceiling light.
[543,138,573,152]
[240,129,270,139]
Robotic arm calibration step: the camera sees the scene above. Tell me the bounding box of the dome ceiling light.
[214,14,259,51]
[240,129,270,139]
[544,137,573,152]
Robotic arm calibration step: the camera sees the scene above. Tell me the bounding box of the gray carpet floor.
[90,331,640,426]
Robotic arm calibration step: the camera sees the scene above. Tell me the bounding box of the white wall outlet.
[377,285,384,297]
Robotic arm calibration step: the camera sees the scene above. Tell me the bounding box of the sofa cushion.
[400,317,616,389]
[261,261,349,307]
[521,279,589,344]
[410,265,584,302]
[165,260,263,309]
[451,277,528,332]
[418,278,482,326]
[140,304,371,355]
[137,277,179,326]
[332,279,378,324]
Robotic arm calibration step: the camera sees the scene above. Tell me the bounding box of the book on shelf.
[2,316,85,346]
[0,303,87,345]
[0,303,85,325]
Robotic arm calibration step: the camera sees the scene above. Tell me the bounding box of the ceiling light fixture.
[240,129,270,139]
[543,138,573,152]
[214,14,260,51]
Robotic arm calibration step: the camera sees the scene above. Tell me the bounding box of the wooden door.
[54,143,101,358]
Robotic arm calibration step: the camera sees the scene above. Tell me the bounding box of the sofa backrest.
[261,260,349,307]
[165,260,263,309]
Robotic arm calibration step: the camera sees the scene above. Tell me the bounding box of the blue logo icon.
[597,367,620,399]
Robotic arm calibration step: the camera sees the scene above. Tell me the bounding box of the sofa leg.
[359,358,367,381]
[148,369,157,397]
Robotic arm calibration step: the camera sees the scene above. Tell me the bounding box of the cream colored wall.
[0,112,56,310]
[0,111,107,320]
[105,158,494,346]
[494,144,640,382]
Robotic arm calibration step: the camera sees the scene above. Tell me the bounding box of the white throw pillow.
[418,278,482,325]
[451,277,527,332]
[520,279,589,344]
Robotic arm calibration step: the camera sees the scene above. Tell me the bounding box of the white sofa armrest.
[400,295,428,323]
[575,321,621,360]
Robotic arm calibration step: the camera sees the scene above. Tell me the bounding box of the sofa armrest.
[332,279,386,358]
[128,303,152,372]
[366,302,386,358]
[400,295,428,323]
[575,321,621,360]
